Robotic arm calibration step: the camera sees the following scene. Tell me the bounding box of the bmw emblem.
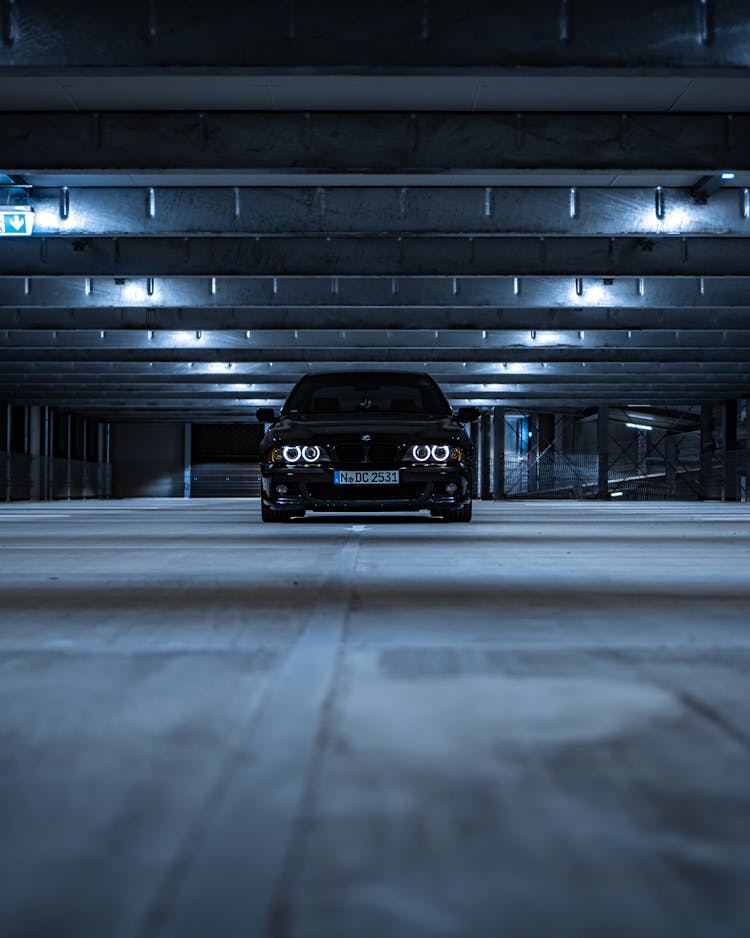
[361,434,372,442]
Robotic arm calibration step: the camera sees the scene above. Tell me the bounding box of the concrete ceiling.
[1,1,750,420]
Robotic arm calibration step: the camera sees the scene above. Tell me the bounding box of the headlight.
[270,444,328,465]
[282,445,302,463]
[302,445,321,462]
[406,444,463,463]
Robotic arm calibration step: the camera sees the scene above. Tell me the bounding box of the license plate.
[334,470,400,485]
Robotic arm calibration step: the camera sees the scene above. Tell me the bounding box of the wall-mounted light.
[626,422,653,431]
[721,171,736,181]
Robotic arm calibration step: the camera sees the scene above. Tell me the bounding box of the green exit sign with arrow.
[0,208,35,236]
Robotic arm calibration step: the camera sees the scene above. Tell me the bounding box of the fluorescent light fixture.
[721,171,736,181]
[610,491,624,498]
[626,422,653,431]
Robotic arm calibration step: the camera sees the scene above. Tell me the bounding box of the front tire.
[261,501,295,523]
[440,502,472,523]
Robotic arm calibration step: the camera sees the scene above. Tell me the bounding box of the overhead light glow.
[576,282,606,305]
[121,280,151,304]
[610,491,624,498]
[721,172,736,181]
[626,422,653,431]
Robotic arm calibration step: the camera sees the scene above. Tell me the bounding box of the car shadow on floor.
[291,513,441,524]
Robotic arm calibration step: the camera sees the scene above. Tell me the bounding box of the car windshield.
[282,373,451,416]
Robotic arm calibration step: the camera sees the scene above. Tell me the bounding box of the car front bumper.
[261,464,471,512]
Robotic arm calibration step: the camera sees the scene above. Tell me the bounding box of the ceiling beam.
[5,307,750,332]
[6,275,750,309]
[2,362,746,379]
[4,328,750,351]
[2,348,749,364]
[3,112,749,173]
[26,187,750,237]
[3,393,742,416]
[0,0,748,69]
[6,236,750,278]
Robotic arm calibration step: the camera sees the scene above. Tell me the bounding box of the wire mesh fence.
[190,462,261,497]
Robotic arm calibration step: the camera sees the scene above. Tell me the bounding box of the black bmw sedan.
[256,371,478,522]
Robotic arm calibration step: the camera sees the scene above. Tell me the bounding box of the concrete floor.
[1,500,749,938]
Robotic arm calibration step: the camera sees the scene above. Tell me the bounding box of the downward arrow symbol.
[8,215,25,231]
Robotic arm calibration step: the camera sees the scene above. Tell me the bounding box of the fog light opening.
[276,484,289,495]
[445,482,458,495]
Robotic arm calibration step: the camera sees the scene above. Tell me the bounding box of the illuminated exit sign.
[0,208,35,236]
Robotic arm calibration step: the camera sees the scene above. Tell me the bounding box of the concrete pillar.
[29,406,41,500]
[562,415,576,453]
[741,401,749,503]
[597,405,609,498]
[700,404,715,500]
[105,424,112,498]
[184,423,192,499]
[80,416,87,499]
[479,411,492,500]
[724,400,738,501]
[527,414,538,494]
[664,434,677,499]
[4,401,10,502]
[538,412,555,493]
[637,429,648,476]
[66,413,72,500]
[492,406,505,500]
[41,407,50,502]
[97,423,105,500]
[467,420,480,498]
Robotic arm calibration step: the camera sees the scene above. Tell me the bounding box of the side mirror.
[456,407,480,423]
[256,407,277,423]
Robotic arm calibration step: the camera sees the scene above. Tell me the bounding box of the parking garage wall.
[110,423,184,498]
[1,401,111,501]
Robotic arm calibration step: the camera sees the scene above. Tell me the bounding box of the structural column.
[492,406,505,500]
[700,404,716,501]
[664,434,677,499]
[479,411,492,500]
[597,405,610,498]
[105,424,111,498]
[29,406,41,500]
[66,414,72,500]
[527,414,538,494]
[4,402,10,502]
[538,413,555,494]
[724,400,738,502]
[184,423,192,499]
[97,423,105,498]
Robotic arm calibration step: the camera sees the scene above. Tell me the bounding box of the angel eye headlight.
[282,445,302,463]
[431,444,451,462]
[412,444,431,462]
[302,445,321,463]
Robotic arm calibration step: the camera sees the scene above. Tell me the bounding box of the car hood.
[264,413,466,444]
